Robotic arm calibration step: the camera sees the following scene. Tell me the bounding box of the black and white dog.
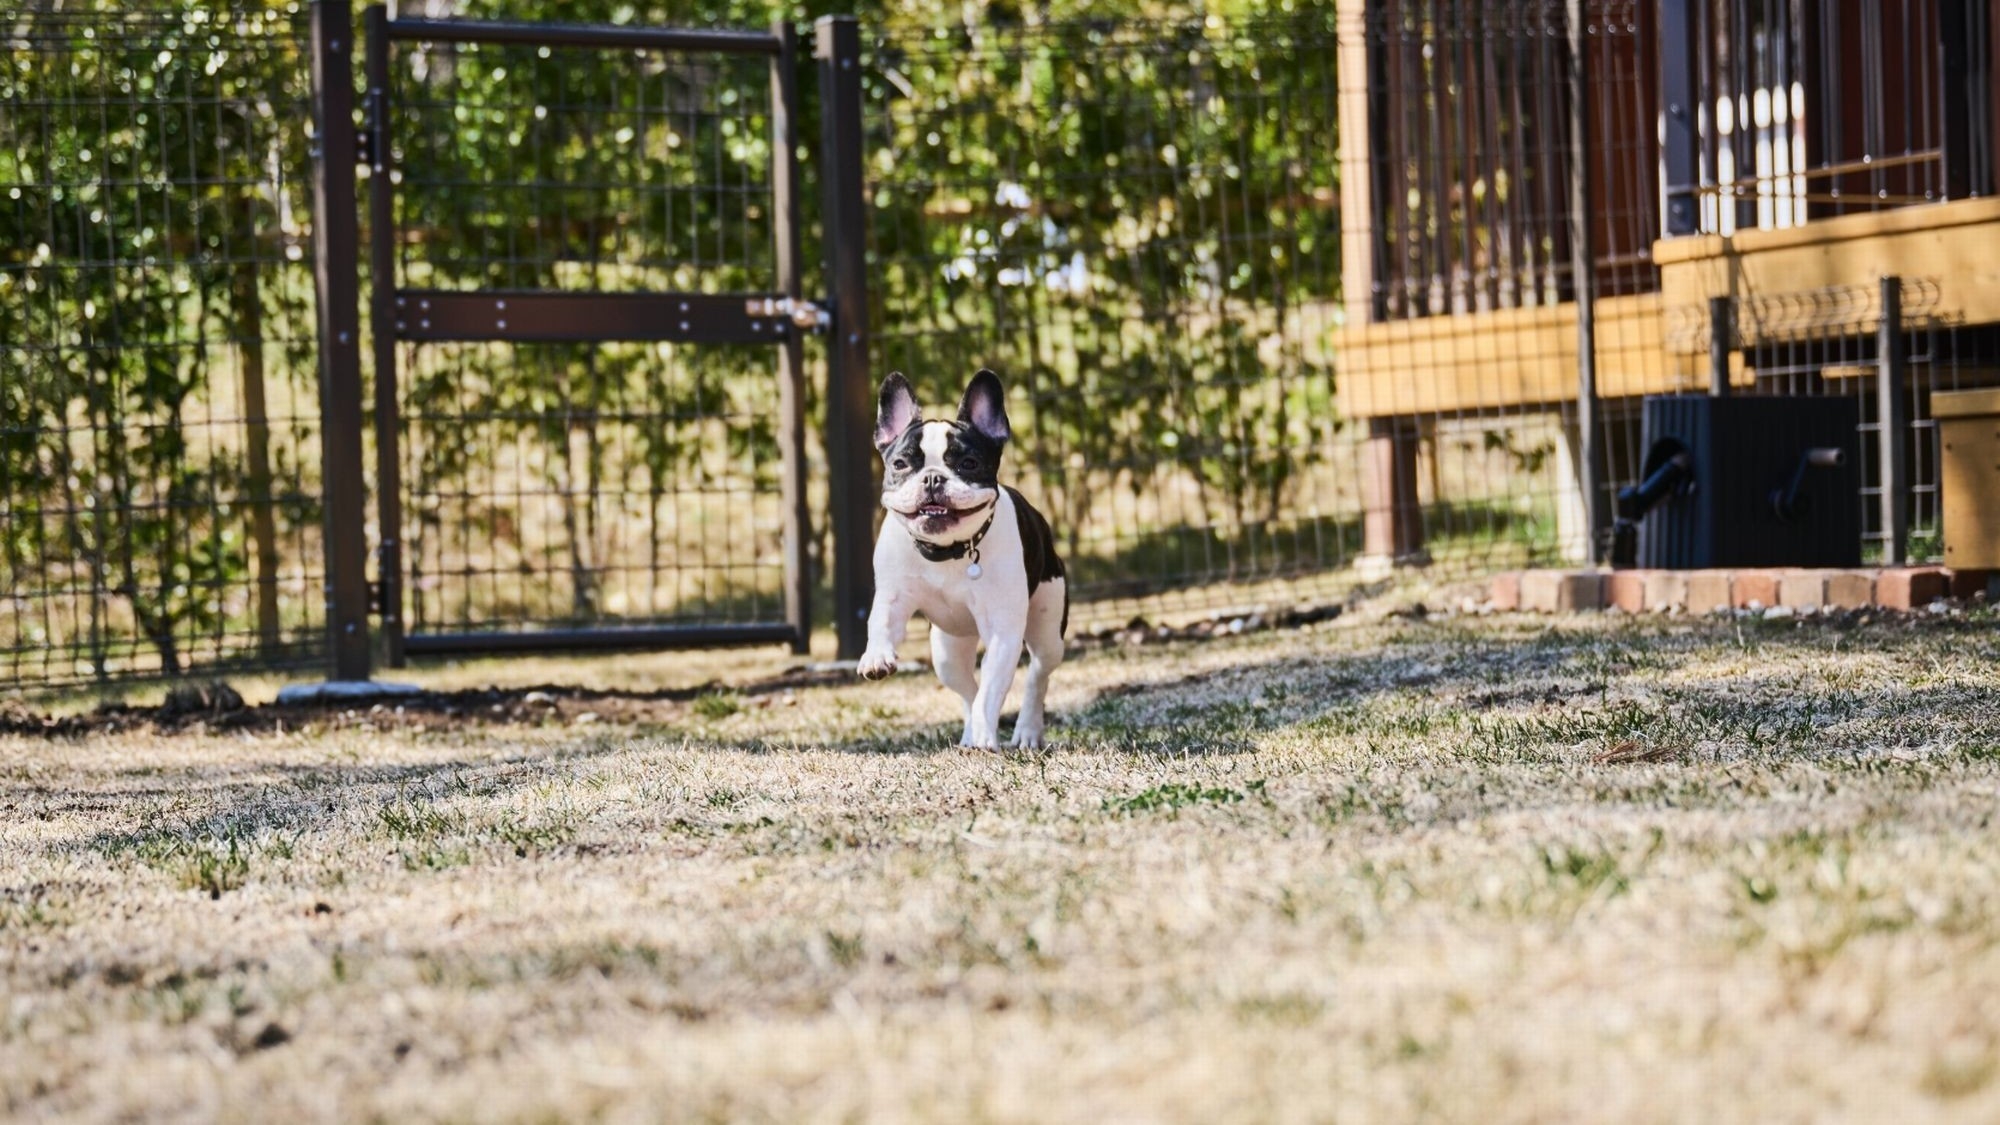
[857,369,1067,749]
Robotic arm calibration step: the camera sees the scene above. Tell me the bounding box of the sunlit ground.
[5,609,2000,1122]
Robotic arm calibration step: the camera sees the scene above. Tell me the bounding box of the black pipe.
[1611,439,1695,568]
[1771,447,1845,522]
[1617,445,1694,522]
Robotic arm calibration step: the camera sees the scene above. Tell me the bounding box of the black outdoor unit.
[1612,395,1862,569]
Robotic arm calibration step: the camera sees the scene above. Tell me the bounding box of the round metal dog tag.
[966,562,982,580]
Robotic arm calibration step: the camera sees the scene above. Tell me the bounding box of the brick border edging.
[1491,567,1997,615]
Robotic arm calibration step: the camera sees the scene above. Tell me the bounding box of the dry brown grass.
[6,610,2000,1123]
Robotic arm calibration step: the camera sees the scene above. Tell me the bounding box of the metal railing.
[1662,0,1995,235]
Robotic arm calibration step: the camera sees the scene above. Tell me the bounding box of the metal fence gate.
[312,3,820,676]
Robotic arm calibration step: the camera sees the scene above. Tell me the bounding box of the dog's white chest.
[892,560,985,638]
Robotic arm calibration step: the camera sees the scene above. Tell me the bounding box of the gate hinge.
[356,86,387,171]
[367,580,388,616]
[745,296,830,334]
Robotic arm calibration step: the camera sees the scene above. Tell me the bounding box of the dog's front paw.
[856,649,899,681]
[1009,724,1045,750]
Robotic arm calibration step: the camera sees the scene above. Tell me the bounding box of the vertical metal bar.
[816,15,874,661]
[364,4,405,667]
[308,0,371,681]
[1818,3,1845,217]
[1456,1,1488,310]
[1730,0,1755,233]
[1708,294,1733,396]
[769,21,812,655]
[1660,0,1700,234]
[1877,275,1908,565]
[1974,2,1996,196]
[1938,0,1975,199]
[1422,0,1449,313]
[1377,0,1410,316]
[1568,0,1605,559]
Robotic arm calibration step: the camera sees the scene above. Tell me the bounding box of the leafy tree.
[1,3,319,677]
[2,0,1345,677]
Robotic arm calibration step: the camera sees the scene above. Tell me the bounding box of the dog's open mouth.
[909,504,970,529]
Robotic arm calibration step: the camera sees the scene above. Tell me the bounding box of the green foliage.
[1,4,320,676]
[4,0,1347,678]
[692,690,743,719]
[865,10,1344,566]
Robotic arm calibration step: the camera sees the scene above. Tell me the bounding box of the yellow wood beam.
[1657,197,2000,351]
[1332,293,1719,418]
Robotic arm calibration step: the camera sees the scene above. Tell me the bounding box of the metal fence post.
[1936,0,1981,200]
[1659,0,1700,235]
[1878,276,1908,566]
[771,20,813,655]
[363,3,405,668]
[816,15,874,661]
[1567,0,1605,561]
[308,0,372,681]
[1708,295,1733,396]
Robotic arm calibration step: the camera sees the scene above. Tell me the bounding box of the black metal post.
[1659,0,1701,234]
[816,15,874,661]
[1568,0,1605,561]
[771,21,812,655]
[364,4,405,667]
[1937,0,1983,200]
[308,0,372,681]
[1708,295,1733,396]
[1877,276,1908,565]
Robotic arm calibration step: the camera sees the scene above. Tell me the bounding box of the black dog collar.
[912,503,997,573]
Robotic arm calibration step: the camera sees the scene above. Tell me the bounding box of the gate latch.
[746,297,831,334]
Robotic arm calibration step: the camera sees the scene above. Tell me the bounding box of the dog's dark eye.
[959,457,980,473]
[891,457,909,472]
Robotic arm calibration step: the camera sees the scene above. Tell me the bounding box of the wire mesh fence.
[863,14,1366,627]
[371,27,799,644]
[1,4,327,685]
[4,0,1997,689]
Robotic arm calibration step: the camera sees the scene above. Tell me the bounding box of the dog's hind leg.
[1011,578,1067,749]
[930,628,979,722]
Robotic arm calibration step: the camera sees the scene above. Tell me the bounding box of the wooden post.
[1342,0,1425,572]
[1567,0,1606,562]
[1362,417,1424,568]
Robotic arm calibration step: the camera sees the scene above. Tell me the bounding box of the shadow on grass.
[26,614,2000,871]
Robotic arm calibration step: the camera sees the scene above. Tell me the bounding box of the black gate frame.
[310,1,838,675]
[310,5,878,679]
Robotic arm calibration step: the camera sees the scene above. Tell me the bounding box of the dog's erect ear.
[956,369,1011,445]
[875,372,921,451]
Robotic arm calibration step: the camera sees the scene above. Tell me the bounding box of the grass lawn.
[5,609,2000,1122]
